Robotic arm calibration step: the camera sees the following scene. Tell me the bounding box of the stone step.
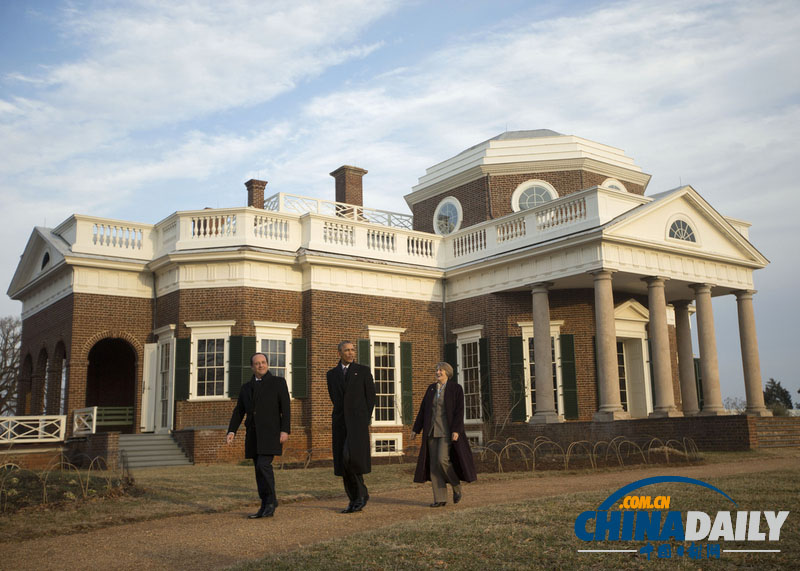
[119,433,192,468]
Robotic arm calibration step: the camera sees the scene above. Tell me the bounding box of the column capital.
[589,269,615,280]
[672,299,693,309]
[689,283,715,294]
[734,289,757,300]
[642,276,668,286]
[531,282,554,294]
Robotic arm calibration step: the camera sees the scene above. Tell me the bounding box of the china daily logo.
[574,476,789,560]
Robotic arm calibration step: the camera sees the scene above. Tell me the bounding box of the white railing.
[73,406,134,435]
[265,192,413,230]
[73,407,97,436]
[50,186,648,271]
[0,415,67,443]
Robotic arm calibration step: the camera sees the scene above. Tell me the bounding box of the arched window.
[433,196,463,235]
[41,252,50,270]
[602,178,627,192]
[669,219,696,242]
[511,180,557,212]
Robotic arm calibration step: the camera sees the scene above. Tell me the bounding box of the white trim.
[371,432,403,456]
[511,179,558,212]
[433,196,463,235]
[517,320,564,420]
[369,327,404,427]
[185,320,235,400]
[455,326,484,424]
[253,321,299,397]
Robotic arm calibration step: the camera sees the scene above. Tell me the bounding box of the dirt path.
[5,452,799,571]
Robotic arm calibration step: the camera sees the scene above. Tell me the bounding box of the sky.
[1,0,798,403]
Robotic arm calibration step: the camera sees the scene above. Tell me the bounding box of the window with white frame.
[602,178,627,192]
[253,321,298,396]
[511,180,557,212]
[185,320,235,399]
[368,325,406,426]
[371,432,403,456]
[453,325,483,423]
[433,196,463,235]
[518,321,564,420]
[466,431,483,447]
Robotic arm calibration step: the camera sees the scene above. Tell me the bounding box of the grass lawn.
[235,468,800,570]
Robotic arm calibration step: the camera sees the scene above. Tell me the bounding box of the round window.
[511,180,557,212]
[433,197,462,235]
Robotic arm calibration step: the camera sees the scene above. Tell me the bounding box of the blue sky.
[1,0,799,402]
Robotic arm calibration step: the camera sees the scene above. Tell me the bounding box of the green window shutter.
[228,336,243,399]
[560,334,578,419]
[509,336,525,422]
[444,342,458,383]
[292,338,308,398]
[401,341,413,424]
[479,338,492,421]
[174,338,191,401]
[357,339,371,367]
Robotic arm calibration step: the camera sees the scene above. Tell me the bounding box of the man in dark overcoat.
[226,352,290,519]
[326,340,376,513]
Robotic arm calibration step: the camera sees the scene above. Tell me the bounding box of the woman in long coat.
[411,362,477,507]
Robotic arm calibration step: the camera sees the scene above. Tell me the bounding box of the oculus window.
[433,196,463,235]
[669,219,696,242]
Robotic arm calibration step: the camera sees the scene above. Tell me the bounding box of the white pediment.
[615,299,649,322]
[603,186,768,267]
[6,228,68,299]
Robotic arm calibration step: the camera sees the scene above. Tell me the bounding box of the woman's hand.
[451,432,459,441]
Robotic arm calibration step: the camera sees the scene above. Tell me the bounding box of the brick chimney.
[245,179,267,208]
[330,166,367,206]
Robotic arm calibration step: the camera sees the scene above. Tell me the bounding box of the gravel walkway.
[4,452,799,570]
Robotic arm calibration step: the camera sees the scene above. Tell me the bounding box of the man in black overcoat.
[326,340,376,513]
[226,352,290,519]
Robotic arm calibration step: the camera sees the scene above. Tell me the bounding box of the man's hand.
[451,432,459,442]
[410,431,417,440]
[280,431,289,444]
[226,432,235,445]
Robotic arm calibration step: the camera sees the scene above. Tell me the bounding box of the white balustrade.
[497,215,526,243]
[453,228,487,257]
[253,214,290,242]
[536,196,587,230]
[1,415,67,443]
[407,236,436,258]
[93,223,145,250]
[367,228,397,253]
[323,221,355,246]
[265,192,413,230]
[73,406,97,436]
[191,213,237,238]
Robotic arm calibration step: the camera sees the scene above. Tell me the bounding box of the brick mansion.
[7,130,775,465]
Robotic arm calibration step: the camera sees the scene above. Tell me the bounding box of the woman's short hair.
[435,362,454,379]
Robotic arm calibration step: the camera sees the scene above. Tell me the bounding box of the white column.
[644,277,681,417]
[735,290,771,416]
[690,283,724,415]
[673,300,700,415]
[592,270,629,421]
[530,283,560,423]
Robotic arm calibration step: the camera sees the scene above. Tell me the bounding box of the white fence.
[0,415,67,443]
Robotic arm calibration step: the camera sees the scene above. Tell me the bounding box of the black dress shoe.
[341,502,356,514]
[429,501,447,508]
[248,505,275,518]
[453,491,462,504]
[352,496,367,512]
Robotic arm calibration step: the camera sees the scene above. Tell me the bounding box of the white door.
[154,340,175,434]
[141,343,157,432]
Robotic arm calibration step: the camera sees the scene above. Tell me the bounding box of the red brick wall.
[411,170,645,232]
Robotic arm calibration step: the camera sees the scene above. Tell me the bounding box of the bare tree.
[0,316,22,415]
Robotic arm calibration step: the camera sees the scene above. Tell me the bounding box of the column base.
[698,407,727,416]
[593,410,630,422]
[649,409,684,418]
[745,408,773,417]
[529,412,562,424]
[682,409,700,416]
